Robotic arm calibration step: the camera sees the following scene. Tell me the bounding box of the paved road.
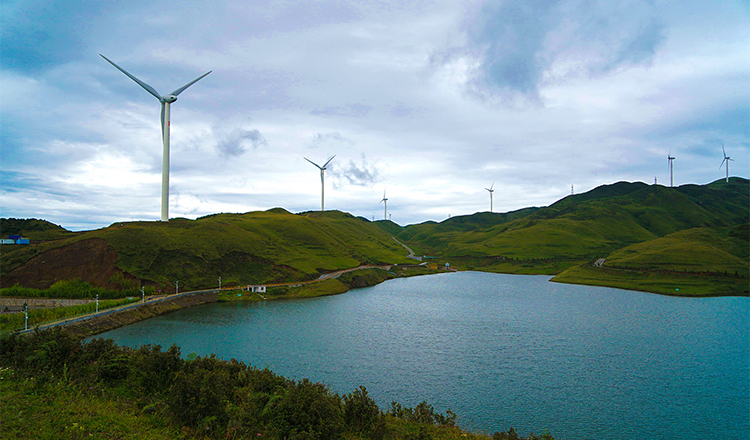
[13,240,421,334]
[391,236,422,261]
[14,288,219,335]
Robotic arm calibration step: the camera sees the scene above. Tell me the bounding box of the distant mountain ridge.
[393,178,748,260]
[1,178,748,296]
[1,210,413,292]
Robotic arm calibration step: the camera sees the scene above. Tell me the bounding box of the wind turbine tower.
[101,55,211,222]
[304,155,336,211]
[667,151,675,187]
[380,189,388,220]
[720,144,733,183]
[484,182,495,212]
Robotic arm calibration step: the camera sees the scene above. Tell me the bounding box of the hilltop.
[1,178,748,297]
[0,210,413,293]
[0,218,75,241]
[386,178,749,296]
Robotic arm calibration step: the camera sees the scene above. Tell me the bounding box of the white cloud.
[0,0,747,229]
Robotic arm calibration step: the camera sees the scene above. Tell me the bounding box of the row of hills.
[1,178,748,296]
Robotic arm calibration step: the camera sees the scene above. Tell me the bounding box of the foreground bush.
[0,328,555,440]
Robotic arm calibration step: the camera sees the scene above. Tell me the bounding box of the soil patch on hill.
[1,238,133,290]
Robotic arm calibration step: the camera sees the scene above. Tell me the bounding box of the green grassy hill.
[602,224,748,274]
[399,179,748,260]
[394,179,748,294]
[390,208,538,255]
[2,178,747,297]
[0,218,76,241]
[551,223,749,296]
[1,210,413,293]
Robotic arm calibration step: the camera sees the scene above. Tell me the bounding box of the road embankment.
[61,290,218,338]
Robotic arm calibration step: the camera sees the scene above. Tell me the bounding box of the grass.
[394,179,749,296]
[0,278,144,300]
[447,256,588,275]
[398,179,748,261]
[2,210,414,292]
[218,278,350,301]
[216,266,444,302]
[2,179,748,298]
[551,264,749,297]
[602,225,749,274]
[0,298,140,333]
[1,329,556,440]
[0,372,184,440]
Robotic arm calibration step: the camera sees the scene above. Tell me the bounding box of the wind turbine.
[380,188,388,220]
[101,54,211,222]
[720,144,733,183]
[304,155,336,211]
[484,182,494,212]
[667,150,675,187]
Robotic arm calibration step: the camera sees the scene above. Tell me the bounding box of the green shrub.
[343,386,386,438]
[266,378,344,440]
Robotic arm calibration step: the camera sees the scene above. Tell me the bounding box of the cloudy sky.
[2,0,748,230]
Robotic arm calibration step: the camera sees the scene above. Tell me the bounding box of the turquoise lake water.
[95,271,750,439]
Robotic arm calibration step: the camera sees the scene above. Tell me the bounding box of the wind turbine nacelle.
[162,95,178,103]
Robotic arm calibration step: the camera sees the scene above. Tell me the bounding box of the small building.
[246,285,267,293]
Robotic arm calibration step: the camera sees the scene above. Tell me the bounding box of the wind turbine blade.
[491,182,495,190]
[722,144,726,158]
[304,157,323,169]
[100,54,161,100]
[323,154,336,168]
[170,70,212,96]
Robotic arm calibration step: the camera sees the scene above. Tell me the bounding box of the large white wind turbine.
[667,150,675,187]
[100,54,211,222]
[304,155,336,211]
[380,188,388,220]
[720,144,733,183]
[485,182,495,212]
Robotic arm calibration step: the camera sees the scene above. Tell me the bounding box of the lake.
[95,271,749,440]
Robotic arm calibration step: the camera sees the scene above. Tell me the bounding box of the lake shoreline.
[17,261,746,339]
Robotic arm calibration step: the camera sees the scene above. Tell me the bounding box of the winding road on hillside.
[392,236,421,261]
[15,239,422,334]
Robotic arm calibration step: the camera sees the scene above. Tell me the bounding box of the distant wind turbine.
[667,150,675,187]
[484,182,494,212]
[304,155,336,211]
[720,144,733,183]
[380,188,388,220]
[100,54,211,222]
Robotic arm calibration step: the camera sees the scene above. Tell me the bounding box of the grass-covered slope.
[1,329,553,440]
[2,179,747,297]
[552,223,749,296]
[394,179,748,295]
[0,218,76,241]
[400,179,749,262]
[602,224,749,274]
[392,208,538,255]
[1,210,413,292]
